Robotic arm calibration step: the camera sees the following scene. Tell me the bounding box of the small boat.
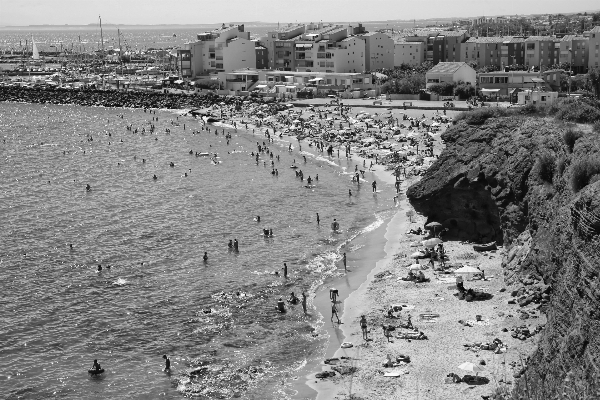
[88,368,105,375]
[473,242,497,252]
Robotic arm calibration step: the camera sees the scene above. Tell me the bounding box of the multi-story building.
[403,30,468,64]
[393,38,425,66]
[524,36,559,70]
[500,37,526,67]
[461,36,511,69]
[260,24,307,70]
[588,26,600,69]
[255,44,269,70]
[558,36,589,74]
[358,32,394,71]
[180,24,256,78]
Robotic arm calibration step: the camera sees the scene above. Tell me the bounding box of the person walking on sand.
[331,302,341,324]
[360,315,368,340]
[301,292,307,314]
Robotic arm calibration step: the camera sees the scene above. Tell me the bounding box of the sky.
[1,0,599,26]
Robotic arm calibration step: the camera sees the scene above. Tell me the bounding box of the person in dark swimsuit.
[163,355,170,371]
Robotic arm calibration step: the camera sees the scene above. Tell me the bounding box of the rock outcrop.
[407,115,600,398]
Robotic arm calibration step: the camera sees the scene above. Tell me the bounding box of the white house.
[425,62,476,88]
[517,90,558,106]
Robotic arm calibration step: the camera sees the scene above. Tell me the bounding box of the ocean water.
[0,102,396,399]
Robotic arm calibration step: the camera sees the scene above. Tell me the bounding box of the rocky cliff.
[407,115,600,398]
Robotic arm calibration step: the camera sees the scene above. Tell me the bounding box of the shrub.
[571,158,600,192]
[428,82,455,96]
[551,98,600,123]
[593,121,600,134]
[454,84,476,100]
[194,79,220,90]
[563,128,582,153]
[537,152,556,183]
[454,107,510,125]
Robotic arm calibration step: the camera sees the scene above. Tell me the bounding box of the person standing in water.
[331,302,341,324]
[203,252,208,262]
[316,213,320,225]
[331,219,339,231]
[343,253,347,271]
[163,355,171,371]
[360,315,368,340]
[301,292,307,314]
[283,262,288,278]
[233,239,239,251]
[372,180,377,193]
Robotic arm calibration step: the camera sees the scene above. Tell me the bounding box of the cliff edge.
[407,114,600,398]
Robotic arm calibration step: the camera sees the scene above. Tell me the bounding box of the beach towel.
[383,370,407,377]
[341,342,353,348]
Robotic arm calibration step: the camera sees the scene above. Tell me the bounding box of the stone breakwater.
[0,87,275,110]
[407,115,600,398]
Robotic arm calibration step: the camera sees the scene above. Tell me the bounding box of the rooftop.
[273,24,305,34]
[427,62,469,74]
[525,36,555,42]
[466,36,512,43]
[561,35,588,42]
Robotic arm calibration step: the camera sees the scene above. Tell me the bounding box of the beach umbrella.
[455,266,481,275]
[458,362,485,374]
[410,252,423,259]
[408,264,423,271]
[425,222,442,229]
[422,238,443,247]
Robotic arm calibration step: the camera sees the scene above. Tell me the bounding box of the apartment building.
[393,38,425,66]
[500,37,526,67]
[524,36,559,69]
[255,44,269,70]
[181,24,256,78]
[558,36,589,74]
[588,26,600,69]
[404,30,468,64]
[462,36,511,69]
[260,24,307,70]
[359,32,394,71]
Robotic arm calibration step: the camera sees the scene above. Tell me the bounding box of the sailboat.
[32,37,40,60]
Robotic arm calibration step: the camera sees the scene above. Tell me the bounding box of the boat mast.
[118,28,122,74]
[99,14,105,89]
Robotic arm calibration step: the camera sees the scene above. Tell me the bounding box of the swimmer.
[228,239,233,249]
[86,184,91,191]
[97,265,102,272]
[283,262,288,278]
[331,219,340,231]
[203,252,208,262]
[349,189,352,196]
[233,239,239,251]
[170,162,175,167]
[153,174,158,180]
[255,215,261,222]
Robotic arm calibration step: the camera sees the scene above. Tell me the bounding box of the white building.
[181,24,256,78]
[394,40,425,66]
[425,62,476,88]
[359,32,394,71]
[517,90,558,106]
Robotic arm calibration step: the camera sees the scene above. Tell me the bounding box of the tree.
[428,82,454,96]
[588,67,600,98]
[454,83,476,99]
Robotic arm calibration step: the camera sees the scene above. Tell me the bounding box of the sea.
[0,102,398,399]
